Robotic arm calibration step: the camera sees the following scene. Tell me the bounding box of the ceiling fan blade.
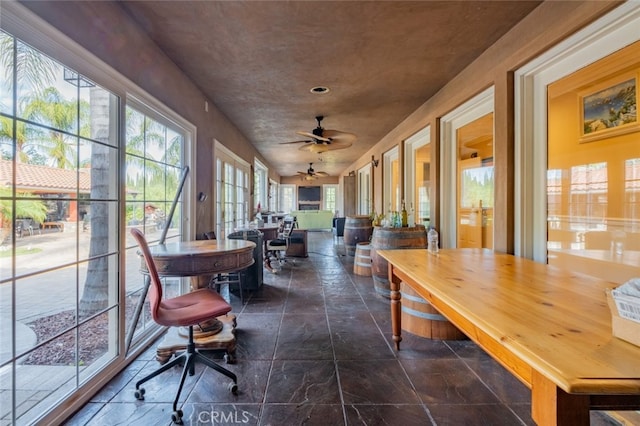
[298,142,353,153]
[296,130,331,142]
[315,171,329,177]
[323,130,357,144]
[299,144,330,153]
[296,171,307,175]
[280,139,311,145]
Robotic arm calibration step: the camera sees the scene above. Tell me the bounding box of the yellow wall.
[548,41,640,221]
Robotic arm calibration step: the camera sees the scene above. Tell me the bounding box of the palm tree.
[0,29,56,96]
[26,87,90,169]
[0,114,30,162]
[78,86,113,316]
[0,188,47,243]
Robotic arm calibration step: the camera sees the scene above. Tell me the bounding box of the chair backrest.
[130,228,163,322]
[203,231,217,240]
[282,219,295,237]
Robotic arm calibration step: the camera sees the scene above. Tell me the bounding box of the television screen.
[298,186,321,201]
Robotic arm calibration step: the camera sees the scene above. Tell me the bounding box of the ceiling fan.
[297,163,329,180]
[280,115,356,153]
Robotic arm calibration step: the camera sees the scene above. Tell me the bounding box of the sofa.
[291,210,334,230]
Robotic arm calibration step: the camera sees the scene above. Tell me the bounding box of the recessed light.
[310,86,330,94]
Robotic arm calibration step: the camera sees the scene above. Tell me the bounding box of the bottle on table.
[428,226,439,254]
[401,200,408,227]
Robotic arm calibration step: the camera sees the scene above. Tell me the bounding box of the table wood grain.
[143,239,255,276]
[377,248,640,425]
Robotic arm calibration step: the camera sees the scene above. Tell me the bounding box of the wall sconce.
[371,155,379,168]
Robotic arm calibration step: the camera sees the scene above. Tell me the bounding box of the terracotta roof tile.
[0,159,91,193]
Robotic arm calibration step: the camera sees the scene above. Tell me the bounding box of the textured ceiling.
[119,1,541,177]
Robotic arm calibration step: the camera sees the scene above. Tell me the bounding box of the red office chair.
[130,228,238,425]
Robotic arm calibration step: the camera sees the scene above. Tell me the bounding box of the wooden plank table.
[377,248,640,425]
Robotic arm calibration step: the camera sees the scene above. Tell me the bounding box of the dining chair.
[264,218,294,272]
[130,228,238,425]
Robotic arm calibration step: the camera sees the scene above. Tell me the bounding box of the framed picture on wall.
[579,73,639,143]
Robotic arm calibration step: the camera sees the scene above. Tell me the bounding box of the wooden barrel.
[353,242,372,276]
[370,225,427,299]
[400,282,467,340]
[344,215,373,256]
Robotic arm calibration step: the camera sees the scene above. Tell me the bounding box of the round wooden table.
[140,239,255,363]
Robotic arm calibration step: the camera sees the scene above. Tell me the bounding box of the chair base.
[135,326,238,425]
[265,250,294,273]
[155,315,237,364]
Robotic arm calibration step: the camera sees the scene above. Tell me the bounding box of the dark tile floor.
[67,232,620,425]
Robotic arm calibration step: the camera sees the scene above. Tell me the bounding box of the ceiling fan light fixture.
[282,116,355,153]
[310,86,330,94]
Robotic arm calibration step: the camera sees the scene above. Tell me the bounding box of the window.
[279,184,296,213]
[544,40,640,284]
[357,164,372,215]
[269,178,278,212]
[0,29,121,424]
[323,184,337,212]
[216,142,249,238]
[405,126,431,228]
[125,102,189,343]
[254,158,267,212]
[546,168,565,231]
[515,1,640,261]
[0,7,194,423]
[383,146,400,215]
[569,162,608,230]
[440,87,494,249]
[625,158,640,232]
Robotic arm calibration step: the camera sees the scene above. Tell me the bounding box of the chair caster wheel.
[224,353,235,364]
[171,409,184,424]
[228,382,238,394]
[134,388,145,400]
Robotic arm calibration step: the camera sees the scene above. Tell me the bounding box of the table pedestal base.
[156,314,236,364]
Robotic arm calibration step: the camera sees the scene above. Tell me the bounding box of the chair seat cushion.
[267,239,287,247]
[157,288,232,327]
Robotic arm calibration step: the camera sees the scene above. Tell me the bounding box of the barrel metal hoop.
[401,291,428,304]
[401,305,447,321]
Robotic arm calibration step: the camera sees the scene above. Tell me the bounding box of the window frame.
[357,163,372,215]
[323,184,338,213]
[0,3,196,424]
[440,86,495,249]
[279,184,296,213]
[514,1,640,261]
[254,158,268,213]
[404,126,431,228]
